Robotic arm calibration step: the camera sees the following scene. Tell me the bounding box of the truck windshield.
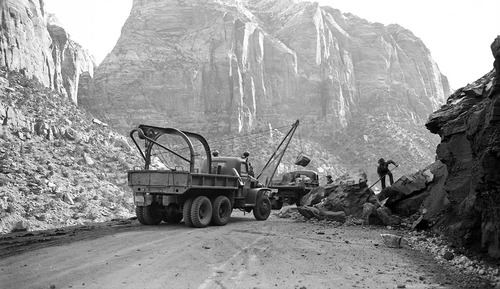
[240,163,248,175]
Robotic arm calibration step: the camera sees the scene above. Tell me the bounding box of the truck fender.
[246,188,271,206]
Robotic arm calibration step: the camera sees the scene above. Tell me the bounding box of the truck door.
[240,162,250,187]
[241,162,261,189]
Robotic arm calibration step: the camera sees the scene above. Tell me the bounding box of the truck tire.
[190,196,212,228]
[136,206,147,225]
[143,204,162,225]
[253,195,271,220]
[211,196,231,226]
[271,199,283,210]
[183,198,194,227]
[162,203,183,224]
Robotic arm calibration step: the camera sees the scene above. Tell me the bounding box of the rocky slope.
[425,36,500,258]
[81,0,448,182]
[0,0,95,103]
[0,68,139,233]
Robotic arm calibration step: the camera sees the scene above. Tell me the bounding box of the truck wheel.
[253,195,271,220]
[183,198,194,227]
[162,203,183,224]
[143,204,162,225]
[136,206,147,225]
[190,196,212,228]
[211,196,231,226]
[271,199,283,210]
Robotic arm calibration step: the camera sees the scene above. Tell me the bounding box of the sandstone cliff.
[0,0,95,103]
[426,36,500,258]
[82,0,448,181]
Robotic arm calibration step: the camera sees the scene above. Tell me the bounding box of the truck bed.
[128,170,239,195]
[268,181,318,190]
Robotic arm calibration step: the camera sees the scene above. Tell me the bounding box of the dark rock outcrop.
[0,0,95,103]
[425,36,500,258]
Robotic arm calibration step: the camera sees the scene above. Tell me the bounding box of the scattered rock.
[323,211,346,223]
[443,251,454,261]
[82,153,94,166]
[380,234,403,248]
[277,205,297,218]
[62,193,74,205]
[11,220,29,232]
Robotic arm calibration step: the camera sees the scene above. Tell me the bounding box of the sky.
[43,0,500,89]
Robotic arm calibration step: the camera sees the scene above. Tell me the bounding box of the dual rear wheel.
[136,194,271,227]
[136,204,162,225]
[183,195,232,228]
[135,203,183,225]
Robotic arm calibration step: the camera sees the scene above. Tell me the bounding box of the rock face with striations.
[425,36,500,258]
[82,0,449,181]
[0,0,95,103]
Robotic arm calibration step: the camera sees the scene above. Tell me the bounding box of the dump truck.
[127,125,272,228]
[267,170,319,209]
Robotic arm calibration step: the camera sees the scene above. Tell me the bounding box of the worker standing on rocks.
[326,175,333,184]
[377,158,398,189]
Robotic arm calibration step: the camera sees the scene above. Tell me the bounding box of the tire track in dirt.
[199,235,266,289]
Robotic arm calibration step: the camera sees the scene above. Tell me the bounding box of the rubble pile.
[0,68,140,233]
[287,163,499,285]
[298,170,402,225]
[279,206,499,287]
[407,231,500,287]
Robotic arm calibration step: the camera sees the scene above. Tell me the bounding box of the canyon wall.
[81,0,449,180]
[0,0,95,103]
[84,0,448,132]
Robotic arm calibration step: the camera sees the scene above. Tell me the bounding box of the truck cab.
[202,156,263,206]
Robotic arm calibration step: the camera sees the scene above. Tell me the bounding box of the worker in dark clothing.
[248,163,255,177]
[326,175,333,184]
[377,158,398,189]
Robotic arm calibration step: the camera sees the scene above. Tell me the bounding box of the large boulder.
[318,170,375,217]
[408,161,448,221]
[361,203,402,226]
[301,186,328,207]
[377,160,446,217]
[299,170,377,221]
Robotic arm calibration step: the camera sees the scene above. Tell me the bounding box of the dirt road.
[0,211,490,289]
